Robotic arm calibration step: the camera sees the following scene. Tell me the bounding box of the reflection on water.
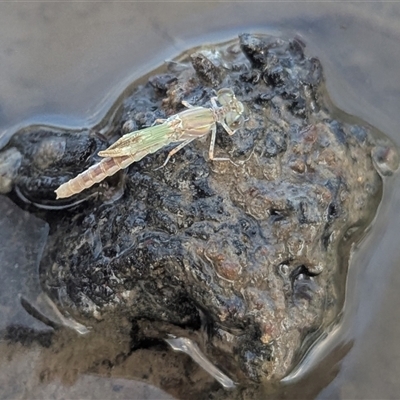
[1,3,400,400]
[0,197,49,335]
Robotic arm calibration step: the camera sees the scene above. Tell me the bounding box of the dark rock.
[0,33,396,384]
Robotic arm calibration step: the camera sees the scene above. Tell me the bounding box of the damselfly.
[55,88,245,199]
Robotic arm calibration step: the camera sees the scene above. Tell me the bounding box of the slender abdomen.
[55,156,132,199]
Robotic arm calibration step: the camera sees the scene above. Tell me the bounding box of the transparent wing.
[98,123,175,158]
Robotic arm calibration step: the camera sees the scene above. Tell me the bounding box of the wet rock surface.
[0,34,396,386]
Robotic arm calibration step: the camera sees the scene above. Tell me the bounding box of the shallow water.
[1,3,400,399]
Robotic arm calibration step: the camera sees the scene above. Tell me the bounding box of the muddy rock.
[0,34,396,384]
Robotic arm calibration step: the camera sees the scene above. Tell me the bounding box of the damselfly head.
[217,88,245,131]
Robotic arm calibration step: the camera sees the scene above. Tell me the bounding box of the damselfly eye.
[225,112,245,131]
[231,115,245,130]
[217,88,235,106]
